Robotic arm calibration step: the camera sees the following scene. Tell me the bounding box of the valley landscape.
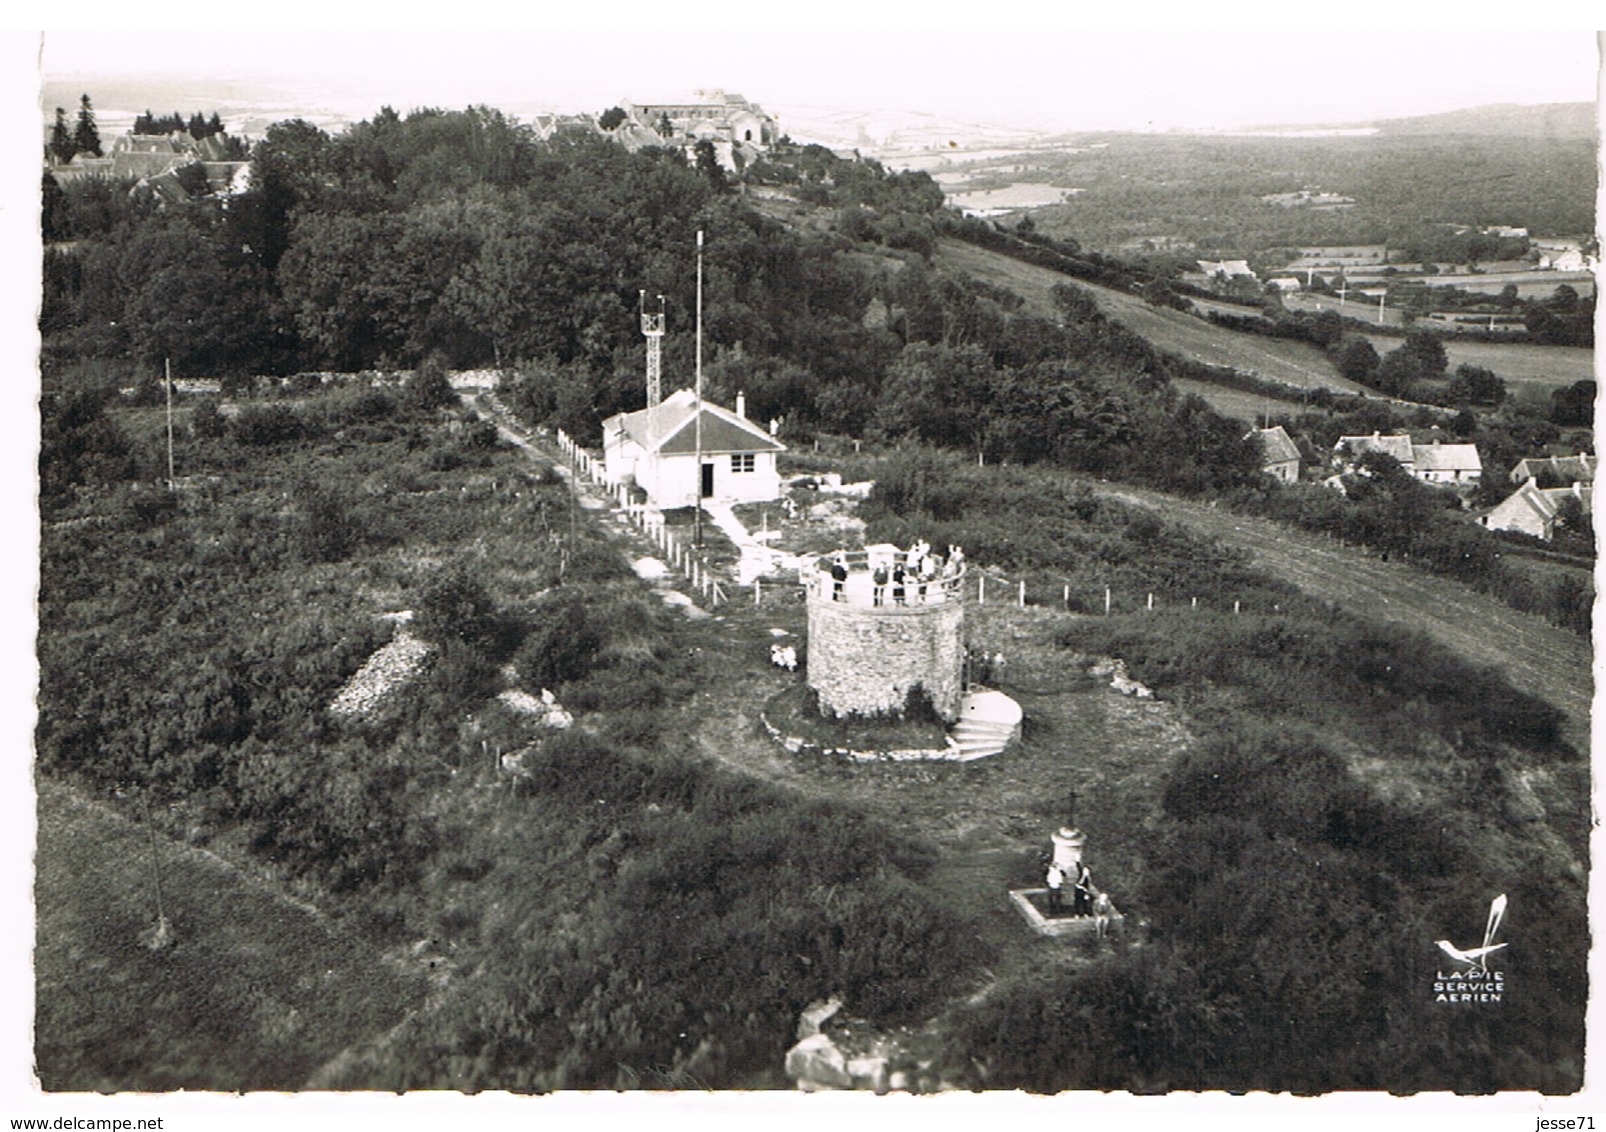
[26,36,1599,1108]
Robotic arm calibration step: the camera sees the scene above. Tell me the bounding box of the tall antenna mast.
[640,290,665,408]
[693,230,705,548]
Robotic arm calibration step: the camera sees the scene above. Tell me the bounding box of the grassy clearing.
[934,239,1362,391]
[1172,377,1316,424]
[1397,338,1592,393]
[34,779,423,1091]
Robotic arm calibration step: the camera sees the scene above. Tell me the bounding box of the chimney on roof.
[736,390,746,419]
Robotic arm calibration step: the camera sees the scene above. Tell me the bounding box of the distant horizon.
[34,29,1601,136]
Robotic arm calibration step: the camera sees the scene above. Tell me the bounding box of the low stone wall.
[757,710,964,763]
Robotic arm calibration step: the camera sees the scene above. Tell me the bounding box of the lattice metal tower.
[640,290,666,408]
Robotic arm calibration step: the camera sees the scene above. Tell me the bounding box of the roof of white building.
[604,388,784,457]
[1410,442,1482,474]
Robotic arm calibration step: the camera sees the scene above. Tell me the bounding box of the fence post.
[1063,584,1070,609]
[1018,580,1026,608]
[979,575,986,605]
[1191,596,1198,610]
[1147,592,1154,611]
[755,578,761,606]
[1234,600,1241,615]
[1105,587,1112,616]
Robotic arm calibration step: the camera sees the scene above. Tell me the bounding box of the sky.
[30,28,1604,133]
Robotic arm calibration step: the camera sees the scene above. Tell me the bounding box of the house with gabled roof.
[1249,426,1301,482]
[602,389,785,509]
[1479,480,1593,541]
[1410,439,1482,485]
[1334,432,1416,474]
[1510,453,1595,487]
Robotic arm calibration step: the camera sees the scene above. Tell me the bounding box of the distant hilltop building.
[605,90,779,172]
[622,91,779,146]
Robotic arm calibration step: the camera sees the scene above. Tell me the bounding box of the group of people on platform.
[817,542,965,604]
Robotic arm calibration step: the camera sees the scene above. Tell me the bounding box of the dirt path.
[1094,483,1594,750]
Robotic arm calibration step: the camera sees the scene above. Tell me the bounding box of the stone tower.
[804,547,965,723]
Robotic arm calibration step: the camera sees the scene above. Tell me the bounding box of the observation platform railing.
[802,550,966,608]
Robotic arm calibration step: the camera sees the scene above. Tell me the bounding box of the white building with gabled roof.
[602,389,785,509]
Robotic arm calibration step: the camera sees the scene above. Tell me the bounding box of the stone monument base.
[1008,888,1124,939]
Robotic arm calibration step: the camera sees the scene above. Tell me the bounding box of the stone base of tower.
[806,595,964,724]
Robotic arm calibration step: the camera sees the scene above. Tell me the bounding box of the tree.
[1401,328,1448,377]
[414,566,503,649]
[403,353,456,411]
[693,139,729,193]
[1446,364,1506,407]
[1335,337,1380,383]
[1549,381,1595,427]
[188,112,208,139]
[73,94,102,158]
[1374,346,1423,396]
[49,107,75,164]
[598,106,627,131]
[41,172,69,242]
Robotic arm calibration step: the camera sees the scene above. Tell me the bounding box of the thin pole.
[164,357,175,489]
[138,791,166,929]
[693,229,705,549]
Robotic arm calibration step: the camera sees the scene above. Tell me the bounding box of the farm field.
[34,778,425,1091]
[934,239,1367,393]
[1359,336,1596,395]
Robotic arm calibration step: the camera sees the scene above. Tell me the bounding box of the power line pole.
[693,229,705,549]
[164,357,176,490]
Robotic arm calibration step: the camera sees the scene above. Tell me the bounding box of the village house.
[1510,453,1596,487]
[1479,479,1593,541]
[1410,439,1483,485]
[601,389,785,510]
[1330,433,1481,489]
[1197,259,1258,282]
[1333,432,1416,476]
[1249,426,1301,482]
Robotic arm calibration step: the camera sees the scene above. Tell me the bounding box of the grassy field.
[1171,377,1314,424]
[934,239,1368,393]
[34,778,425,1091]
[1359,335,1596,395]
[1091,482,1593,752]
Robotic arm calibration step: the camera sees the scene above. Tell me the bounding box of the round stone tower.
[804,547,965,723]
